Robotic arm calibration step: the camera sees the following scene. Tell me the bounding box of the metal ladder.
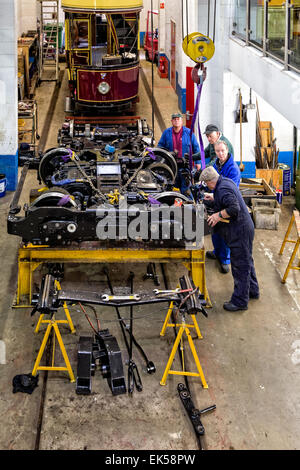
[38,0,60,83]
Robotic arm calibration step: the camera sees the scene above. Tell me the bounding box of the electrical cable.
[181,0,184,39]
[78,302,100,334]
[186,0,189,43]
[183,1,190,54]
[207,0,211,37]
[213,0,217,43]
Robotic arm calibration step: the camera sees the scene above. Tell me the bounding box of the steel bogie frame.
[7,166,198,247]
[8,121,203,247]
[63,1,143,112]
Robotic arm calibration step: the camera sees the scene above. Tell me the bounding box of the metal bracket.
[177,383,216,449]
[76,330,126,396]
[76,336,93,395]
[143,262,160,286]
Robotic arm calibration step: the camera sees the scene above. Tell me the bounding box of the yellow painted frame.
[279,210,300,283]
[14,245,210,308]
[62,0,143,11]
[69,17,91,52]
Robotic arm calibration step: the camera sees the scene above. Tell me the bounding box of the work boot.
[223,302,248,312]
[220,263,230,274]
[206,251,216,260]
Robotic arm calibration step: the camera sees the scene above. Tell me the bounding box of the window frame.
[232,0,299,73]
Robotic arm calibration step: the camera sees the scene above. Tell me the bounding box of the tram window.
[96,15,107,45]
[71,20,89,49]
[113,15,138,52]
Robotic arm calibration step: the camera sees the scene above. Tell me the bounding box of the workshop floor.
[0,58,299,451]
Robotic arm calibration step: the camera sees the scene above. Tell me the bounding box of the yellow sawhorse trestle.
[279,210,300,283]
[32,313,75,383]
[32,281,75,382]
[160,304,208,389]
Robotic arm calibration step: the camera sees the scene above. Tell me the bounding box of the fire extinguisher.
[159,57,165,73]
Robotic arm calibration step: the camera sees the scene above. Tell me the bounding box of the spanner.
[153,288,192,295]
[101,294,141,301]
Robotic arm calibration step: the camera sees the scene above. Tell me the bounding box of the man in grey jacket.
[204,124,234,167]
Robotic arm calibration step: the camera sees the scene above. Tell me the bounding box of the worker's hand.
[204,193,214,201]
[195,164,201,171]
[207,212,221,227]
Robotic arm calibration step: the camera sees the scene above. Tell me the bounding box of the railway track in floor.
[30,62,210,450]
[32,261,209,450]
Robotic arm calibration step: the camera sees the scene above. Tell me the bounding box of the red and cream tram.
[62,0,143,113]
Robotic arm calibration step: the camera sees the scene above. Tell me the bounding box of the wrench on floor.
[101,294,141,302]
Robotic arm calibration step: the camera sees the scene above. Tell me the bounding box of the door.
[170,20,176,89]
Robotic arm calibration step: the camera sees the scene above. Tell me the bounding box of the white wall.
[196,0,233,143]
[140,0,159,32]
[222,74,299,164]
[223,72,257,164]
[163,0,197,88]
[16,0,38,36]
[0,0,17,156]
[197,0,299,167]
[16,1,64,37]
[256,95,294,153]
[229,37,300,132]
[0,0,18,190]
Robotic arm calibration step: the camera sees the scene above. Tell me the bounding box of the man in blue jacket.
[201,166,259,312]
[158,113,201,196]
[205,140,241,273]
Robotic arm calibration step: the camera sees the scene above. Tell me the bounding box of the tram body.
[62,0,143,113]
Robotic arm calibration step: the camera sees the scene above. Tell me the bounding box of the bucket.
[0,174,6,198]
[278,164,291,196]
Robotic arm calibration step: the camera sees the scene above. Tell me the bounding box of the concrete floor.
[0,58,299,451]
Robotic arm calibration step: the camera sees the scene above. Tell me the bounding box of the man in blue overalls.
[206,140,241,273]
[158,113,201,196]
[201,166,259,312]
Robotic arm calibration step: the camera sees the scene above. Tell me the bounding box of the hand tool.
[153,288,193,295]
[101,294,141,302]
